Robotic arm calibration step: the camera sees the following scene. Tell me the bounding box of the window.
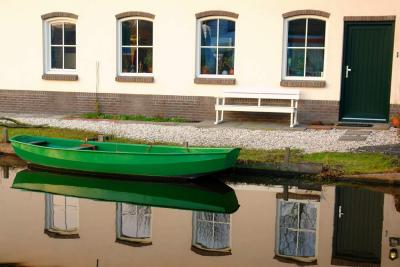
[117,18,153,76]
[197,18,235,76]
[45,194,79,237]
[116,203,152,244]
[192,212,231,252]
[276,199,318,262]
[283,17,326,79]
[44,19,76,73]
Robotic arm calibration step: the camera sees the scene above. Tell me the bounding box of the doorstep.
[335,122,391,130]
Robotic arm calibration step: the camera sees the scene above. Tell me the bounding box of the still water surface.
[0,165,399,267]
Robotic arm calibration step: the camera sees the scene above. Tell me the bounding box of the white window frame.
[196,16,236,79]
[45,194,79,235]
[116,203,152,244]
[275,198,320,262]
[192,211,232,252]
[43,17,77,75]
[117,17,154,77]
[282,15,327,81]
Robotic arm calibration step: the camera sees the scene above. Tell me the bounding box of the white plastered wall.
[0,0,399,104]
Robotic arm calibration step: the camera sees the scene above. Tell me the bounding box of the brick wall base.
[390,104,400,116]
[1,89,398,124]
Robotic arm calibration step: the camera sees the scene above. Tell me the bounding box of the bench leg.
[289,100,294,127]
[290,111,294,128]
[215,110,224,124]
[294,100,298,126]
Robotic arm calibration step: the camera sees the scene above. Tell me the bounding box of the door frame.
[339,20,395,122]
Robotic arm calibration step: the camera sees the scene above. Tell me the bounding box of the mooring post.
[98,134,104,142]
[2,128,9,143]
[284,147,291,165]
[283,184,289,201]
[2,166,9,179]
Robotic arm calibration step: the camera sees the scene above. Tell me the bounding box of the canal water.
[0,165,399,267]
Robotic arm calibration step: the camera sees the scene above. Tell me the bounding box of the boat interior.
[13,135,233,154]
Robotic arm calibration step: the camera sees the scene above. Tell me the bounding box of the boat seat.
[70,144,97,150]
[28,140,48,146]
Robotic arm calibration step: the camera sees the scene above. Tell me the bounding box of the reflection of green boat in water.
[10,135,240,178]
[12,169,240,214]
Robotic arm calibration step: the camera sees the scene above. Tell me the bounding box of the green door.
[339,21,395,122]
[332,187,384,263]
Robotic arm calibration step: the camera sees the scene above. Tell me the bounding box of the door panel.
[333,187,384,263]
[340,21,395,122]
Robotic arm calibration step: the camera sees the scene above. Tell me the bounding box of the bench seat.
[215,89,300,127]
[215,104,295,113]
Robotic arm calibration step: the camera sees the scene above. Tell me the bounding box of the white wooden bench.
[215,89,300,127]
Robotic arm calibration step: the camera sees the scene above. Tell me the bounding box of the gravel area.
[7,116,399,153]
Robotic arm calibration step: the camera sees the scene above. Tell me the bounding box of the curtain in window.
[278,200,317,257]
[194,212,230,250]
[120,203,151,239]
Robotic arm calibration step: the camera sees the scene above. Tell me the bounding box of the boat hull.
[11,136,240,178]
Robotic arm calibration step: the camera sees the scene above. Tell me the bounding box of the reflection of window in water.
[45,194,79,237]
[116,203,152,244]
[276,199,318,262]
[192,212,231,252]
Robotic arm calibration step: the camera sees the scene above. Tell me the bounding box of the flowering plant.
[391,112,400,127]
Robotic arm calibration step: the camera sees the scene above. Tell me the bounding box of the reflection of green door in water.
[339,21,395,122]
[332,187,384,264]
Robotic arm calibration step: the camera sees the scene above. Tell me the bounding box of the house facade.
[0,0,399,124]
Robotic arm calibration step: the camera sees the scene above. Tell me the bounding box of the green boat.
[10,135,240,178]
[12,169,240,213]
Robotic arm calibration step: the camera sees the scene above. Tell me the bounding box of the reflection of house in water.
[192,211,231,255]
[116,203,152,245]
[45,194,79,238]
[332,187,384,266]
[0,168,400,266]
[275,192,319,263]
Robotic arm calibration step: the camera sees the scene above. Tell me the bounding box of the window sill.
[44,229,80,239]
[276,193,321,201]
[42,74,78,81]
[115,76,154,83]
[191,245,232,256]
[280,80,326,88]
[274,255,317,265]
[194,77,236,85]
[115,238,153,247]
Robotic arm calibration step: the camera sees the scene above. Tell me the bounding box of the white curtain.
[120,203,151,238]
[278,200,317,257]
[194,212,230,250]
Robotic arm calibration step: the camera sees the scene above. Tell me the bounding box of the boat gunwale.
[10,135,240,157]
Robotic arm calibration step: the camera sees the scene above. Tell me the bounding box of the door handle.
[345,65,352,78]
[338,205,344,218]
